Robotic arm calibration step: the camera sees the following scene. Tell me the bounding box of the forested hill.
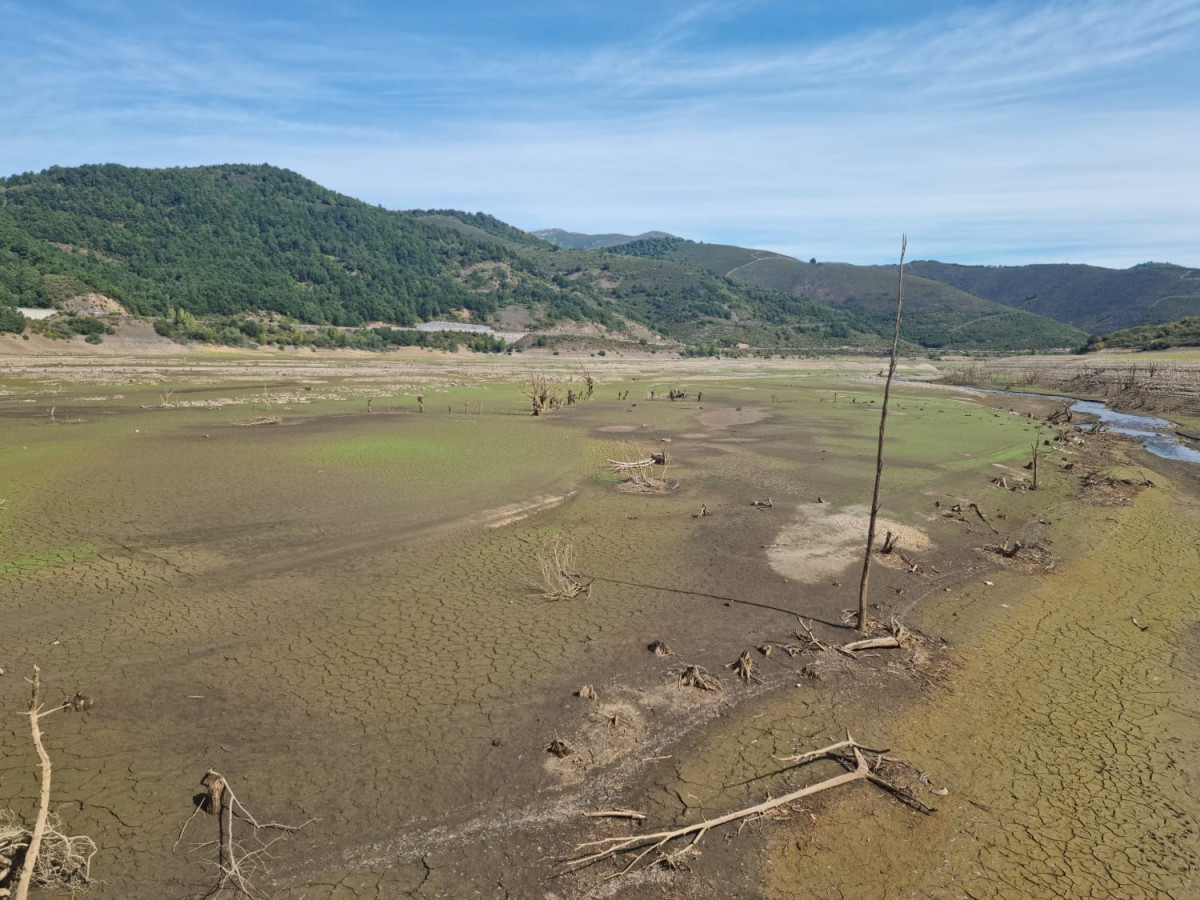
[604,237,1087,350]
[0,164,583,327]
[0,163,890,349]
[905,261,1200,333]
[1,163,1084,351]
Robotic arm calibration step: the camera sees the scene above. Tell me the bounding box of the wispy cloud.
[2,0,1198,266]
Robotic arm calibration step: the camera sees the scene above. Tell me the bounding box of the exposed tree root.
[672,665,721,692]
[564,735,933,878]
[726,650,762,684]
[1,668,96,900]
[546,740,575,759]
[0,811,95,899]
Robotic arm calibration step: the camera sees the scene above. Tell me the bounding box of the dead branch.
[15,668,54,900]
[842,621,909,653]
[795,618,909,656]
[564,735,933,877]
[968,502,1000,534]
[856,234,906,633]
[794,619,848,656]
[176,769,311,899]
[584,810,646,821]
[605,451,669,471]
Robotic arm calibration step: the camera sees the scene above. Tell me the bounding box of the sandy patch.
[596,424,642,433]
[697,406,769,427]
[481,491,576,528]
[767,503,931,584]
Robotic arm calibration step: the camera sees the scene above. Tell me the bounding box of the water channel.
[1068,398,1200,463]
[939,382,1200,464]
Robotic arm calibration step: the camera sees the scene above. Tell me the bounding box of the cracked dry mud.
[0,355,1197,899]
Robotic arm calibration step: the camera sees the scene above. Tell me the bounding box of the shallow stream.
[941,382,1200,463]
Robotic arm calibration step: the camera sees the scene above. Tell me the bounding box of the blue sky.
[3,0,1197,266]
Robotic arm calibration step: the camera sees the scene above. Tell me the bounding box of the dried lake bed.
[0,351,1197,898]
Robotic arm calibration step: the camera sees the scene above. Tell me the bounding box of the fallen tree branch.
[842,621,909,653]
[968,502,1000,534]
[565,734,933,878]
[15,668,55,900]
[583,810,646,821]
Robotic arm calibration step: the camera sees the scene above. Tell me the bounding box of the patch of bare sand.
[767,503,931,584]
[697,406,770,427]
[481,491,576,528]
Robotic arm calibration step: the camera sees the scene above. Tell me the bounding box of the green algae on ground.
[0,542,97,576]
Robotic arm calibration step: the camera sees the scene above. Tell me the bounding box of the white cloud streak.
[2,0,1198,266]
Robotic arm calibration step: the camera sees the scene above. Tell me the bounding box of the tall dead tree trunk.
[856,235,906,634]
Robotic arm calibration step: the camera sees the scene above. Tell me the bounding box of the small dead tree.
[175,770,311,899]
[1029,431,1045,490]
[856,234,906,634]
[518,373,555,416]
[578,365,596,401]
[535,537,593,601]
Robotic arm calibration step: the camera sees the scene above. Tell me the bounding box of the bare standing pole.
[856,234,906,634]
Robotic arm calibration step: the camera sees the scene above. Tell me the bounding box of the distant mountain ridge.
[553,229,1197,337]
[532,228,679,250]
[598,235,1086,349]
[904,261,1200,333]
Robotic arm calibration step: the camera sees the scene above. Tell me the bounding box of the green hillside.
[0,163,608,327]
[0,163,884,349]
[1081,316,1200,352]
[608,237,1087,351]
[906,260,1200,333]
